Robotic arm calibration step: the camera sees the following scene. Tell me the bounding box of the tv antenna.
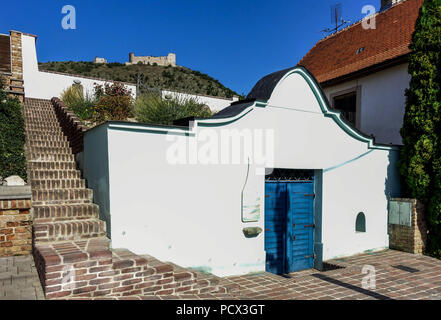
[320,3,351,35]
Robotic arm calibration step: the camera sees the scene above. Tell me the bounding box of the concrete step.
[31,178,86,190]
[33,219,106,242]
[33,203,99,222]
[32,188,93,204]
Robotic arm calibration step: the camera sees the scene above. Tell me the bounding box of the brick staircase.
[24,98,239,299]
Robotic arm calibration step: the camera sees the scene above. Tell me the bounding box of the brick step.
[25,118,59,124]
[28,161,77,170]
[27,153,75,162]
[25,117,58,124]
[33,238,237,299]
[27,146,73,154]
[33,203,99,221]
[24,110,56,116]
[10,79,24,86]
[25,129,66,136]
[24,117,60,123]
[25,124,62,130]
[23,112,57,117]
[27,140,70,148]
[25,105,54,111]
[32,188,93,203]
[31,178,86,190]
[24,119,60,125]
[24,114,57,120]
[30,169,82,180]
[24,109,56,114]
[33,219,106,242]
[26,135,68,142]
[25,129,63,136]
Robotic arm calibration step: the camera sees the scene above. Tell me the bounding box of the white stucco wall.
[83,68,400,276]
[161,90,239,113]
[21,34,136,100]
[323,63,410,146]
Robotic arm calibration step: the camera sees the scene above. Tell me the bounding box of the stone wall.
[0,187,32,256]
[1,31,25,103]
[389,198,427,254]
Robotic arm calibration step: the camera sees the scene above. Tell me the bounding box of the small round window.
[356,212,366,233]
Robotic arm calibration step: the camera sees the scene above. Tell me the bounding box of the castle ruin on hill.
[125,52,176,67]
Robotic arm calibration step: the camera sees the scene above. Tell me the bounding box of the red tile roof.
[298,0,424,85]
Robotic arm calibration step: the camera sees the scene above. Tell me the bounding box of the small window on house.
[333,91,357,127]
[356,212,366,233]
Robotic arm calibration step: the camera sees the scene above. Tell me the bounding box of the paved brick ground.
[1,250,441,300]
[223,249,441,300]
[0,255,45,300]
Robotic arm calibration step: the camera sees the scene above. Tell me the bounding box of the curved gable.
[234,67,397,151]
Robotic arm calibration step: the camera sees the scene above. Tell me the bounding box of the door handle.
[292,234,296,241]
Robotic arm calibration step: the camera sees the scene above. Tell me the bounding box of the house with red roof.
[299,0,424,145]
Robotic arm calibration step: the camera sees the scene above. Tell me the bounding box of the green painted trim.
[323,150,374,173]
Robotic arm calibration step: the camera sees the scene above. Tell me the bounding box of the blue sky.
[0,0,381,95]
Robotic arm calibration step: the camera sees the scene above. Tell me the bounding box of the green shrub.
[0,77,27,180]
[399,0,441,258]
[60,85,95,120]
[134,92,213,126]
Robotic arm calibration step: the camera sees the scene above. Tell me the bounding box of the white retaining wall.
[21,34,136,100]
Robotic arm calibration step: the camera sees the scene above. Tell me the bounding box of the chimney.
[381,0,402,11]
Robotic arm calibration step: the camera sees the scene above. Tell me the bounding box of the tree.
[399,0,441,257]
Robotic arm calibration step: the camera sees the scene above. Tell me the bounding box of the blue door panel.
[265,180,314,274]
[288,182,314,272]
[264,183,287,275]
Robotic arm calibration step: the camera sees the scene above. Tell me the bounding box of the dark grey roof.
[210,100,256,119]
[247,66,296,101]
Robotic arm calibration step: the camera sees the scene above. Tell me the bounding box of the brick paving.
[223,249,441,300]
[1,250,441,300]
[0,255,45,300]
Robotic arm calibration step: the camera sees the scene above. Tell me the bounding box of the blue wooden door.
[286,182,314,272]
[265,181,314,274]
[264,183,287,274]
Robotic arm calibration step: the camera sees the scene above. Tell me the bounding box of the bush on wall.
[398,0,441,258]
[0,77,27,181]
[60,84,95,120]
[93,82,133,122]
[133,92,213,125]
[61,82,133,123]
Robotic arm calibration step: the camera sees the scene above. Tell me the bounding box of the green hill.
[38,61,239,98]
